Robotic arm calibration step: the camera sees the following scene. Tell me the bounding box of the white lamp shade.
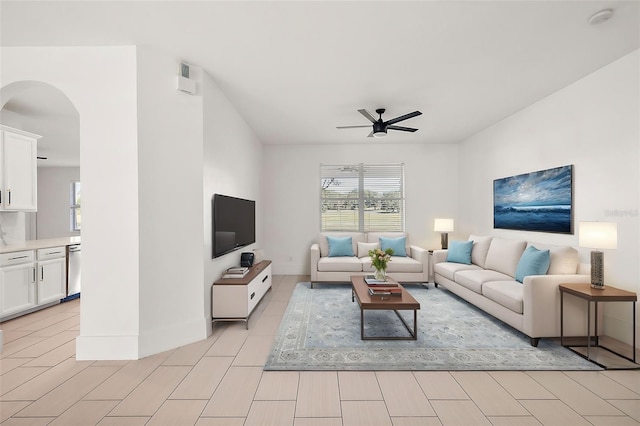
[579,221,617,250]
[434,218,454,232]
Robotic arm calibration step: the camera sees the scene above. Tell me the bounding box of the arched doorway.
[1,81,80,240]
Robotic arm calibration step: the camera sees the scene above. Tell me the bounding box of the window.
[320,163,405,232]
[70,181,81,232]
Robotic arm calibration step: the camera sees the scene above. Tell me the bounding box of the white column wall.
[262,143,459,275]
[1,46,142,359]
[458,50,640,345]
[135,46,208,357]
[202,72,263,333]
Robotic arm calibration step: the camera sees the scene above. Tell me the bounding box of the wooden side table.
[559,283,637,366]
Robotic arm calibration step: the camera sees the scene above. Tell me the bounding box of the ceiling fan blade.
[385,111,422,125]
[336,125,373,129]
[367,130,374,138]
[387,125,418,132]
[358,109,378,123]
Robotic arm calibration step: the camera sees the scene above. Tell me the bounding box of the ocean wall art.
[493,165,573,234]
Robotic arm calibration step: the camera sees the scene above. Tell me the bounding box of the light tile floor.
[1,275,639,425]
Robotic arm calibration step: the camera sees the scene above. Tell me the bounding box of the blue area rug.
[264,283,601,371]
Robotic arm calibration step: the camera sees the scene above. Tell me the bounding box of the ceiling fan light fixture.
[372,121,387,137]
[337,107,421,138]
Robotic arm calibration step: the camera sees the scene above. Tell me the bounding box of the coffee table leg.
[393,310,417,340]
[361,309,364,339]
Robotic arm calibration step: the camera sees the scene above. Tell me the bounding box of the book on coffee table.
[368,287,402,296]
[364,275,398,286]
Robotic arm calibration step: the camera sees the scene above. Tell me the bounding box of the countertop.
[0,237,81,254]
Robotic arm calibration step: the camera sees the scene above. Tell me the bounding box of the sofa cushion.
[454,269,514,294]
[362,256,423,273]
[446,240,473,264]
[367,232,411,257]
[526,242,579,275]
[318,256,363,272]
[484,238,527,277]
[515,246,550,283]
[357,242,379,258]
[434,262,481,281]
[469,235,492,268]
[482,281,524,314]
[380,236,407,257]
[327,236,355,257]
[319,232,365,257]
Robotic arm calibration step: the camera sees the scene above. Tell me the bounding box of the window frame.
[70,181,81,232]
[320,163,405,232]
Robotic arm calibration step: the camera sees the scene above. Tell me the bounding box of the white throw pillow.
[484,238,527,278]
[357,242,380,258]
[526,242,579,275]
[468,235,492,268]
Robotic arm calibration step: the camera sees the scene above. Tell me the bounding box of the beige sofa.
[433,235,592,346]
[310,232,429,287]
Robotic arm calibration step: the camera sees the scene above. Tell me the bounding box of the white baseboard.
[76,316,208,360]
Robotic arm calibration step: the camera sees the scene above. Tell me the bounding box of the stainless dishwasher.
[65,243,81,301]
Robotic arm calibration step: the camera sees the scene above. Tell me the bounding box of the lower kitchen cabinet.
[0,251,36,318]
[0,246,66,321]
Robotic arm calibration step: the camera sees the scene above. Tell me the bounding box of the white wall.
[135,46,208,357]
[202,71,263,334]
[36,167,80,239]
[262,143,459,275]
[458,50,640,345]
[2,45,265,358]
[2,47,142,359]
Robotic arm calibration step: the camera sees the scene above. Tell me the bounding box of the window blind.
[320,163,405,232]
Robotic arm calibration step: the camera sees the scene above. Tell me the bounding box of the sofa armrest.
[409,245,428,264]
[310,243,320,281]
[432,249,448,264]
[522,274,590,337]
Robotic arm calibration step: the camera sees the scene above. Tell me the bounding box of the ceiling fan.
[337,108,422,138]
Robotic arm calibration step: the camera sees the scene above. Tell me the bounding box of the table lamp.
[578,221,617,289]
[434,218,454,249]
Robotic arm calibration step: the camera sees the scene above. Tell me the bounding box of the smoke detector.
[588,9,614,25]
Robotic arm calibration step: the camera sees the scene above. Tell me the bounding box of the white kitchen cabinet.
[36,247,66,305]
[0,125,41,212]
[0,246,66,321]
[0,250,36,318]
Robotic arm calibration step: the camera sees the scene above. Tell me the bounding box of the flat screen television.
[212,194,256,258]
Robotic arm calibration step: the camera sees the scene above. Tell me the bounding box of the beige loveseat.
[310,232,429,287]
[433,235,592,346]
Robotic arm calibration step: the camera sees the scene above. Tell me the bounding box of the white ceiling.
[1,1,639,166]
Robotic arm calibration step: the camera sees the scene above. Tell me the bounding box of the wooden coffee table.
[351,275,420,340]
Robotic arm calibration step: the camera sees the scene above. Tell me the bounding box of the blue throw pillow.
[515,246,551,283]
[379,236,407,257]
[327,236,354,257]
[446,240,473,264]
